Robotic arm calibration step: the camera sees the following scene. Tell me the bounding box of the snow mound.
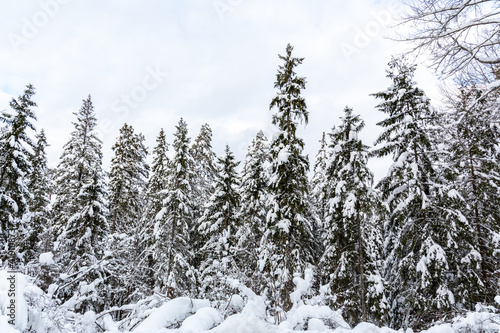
[210,314,276,333]
[308,317,328,331]
[38,252,55,265]
[0,316,20,333]
[0,271,28,331]
[134,297,210,332]
[449,308,500,333]
[1,270,499,333]
[180,307,222,332]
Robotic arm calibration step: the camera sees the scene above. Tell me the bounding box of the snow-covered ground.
[1,270,499,333]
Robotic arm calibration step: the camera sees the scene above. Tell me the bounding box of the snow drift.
[1,270,500,333]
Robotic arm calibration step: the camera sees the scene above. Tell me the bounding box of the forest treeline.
[1,1,499,330]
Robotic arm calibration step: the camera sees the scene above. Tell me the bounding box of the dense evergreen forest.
[1,1,499,331]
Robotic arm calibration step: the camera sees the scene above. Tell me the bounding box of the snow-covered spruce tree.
[190,123,218,266]
[235,130,270,293]
[191,123,217,190]
[108,123,149,233]
[27,129,50,217]
[139,128,170,290]
[21,129,52,264]
[56,165,109,313]
[153,118,197,298]
[320,107,388,326]
[52,95,102,231]
[106,123,149,309]
[142,128,170,227]
[311,132,329,228]
[371,57,456,329]
[190,123,217,208]
[443,85,500,308]
[198,145,241,302]
[51,96,110,312]
[262,44,317,316]
[24,128,58,289]
[59,167,108,263]
[0,84,37,268]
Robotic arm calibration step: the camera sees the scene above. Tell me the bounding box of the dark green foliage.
[443,85,500,308]
[143,128,169,224]
[0,84,37,267]
[51,95,109,313]
[22,129,52,264]
[311,132,329,225]
[321,107,388,326]
[372,57,455,329]
[263,44,317,316]
[106,123,150,310]
[28,129,50,213]
[236,131,270,293]
[60,168,108,261]
[198,145,241,301]
[153,119,197,297]
[190,123,217,210]
[139,128,170,290]
[54,95,108,264]
[108,123,149,233]
[55,166,109,313]
[52,95,103,229]
[190,123,218,269]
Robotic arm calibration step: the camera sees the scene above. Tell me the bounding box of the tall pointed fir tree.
[59,167,108,263]
[22,129,52,263]
[26,129,57,289]
[52,95,102,231]
[235,131,270,293]
[310,133,329,261]
[57,165,109,313]
[371,57,457,329]
[190,123,218,264]
[443,85,500,308]
[153,119,196,297]
[106,123,149,308]
[27,129,50,225]
[142,128,170,227]
[108,123,149,233]
[190,123,217,210]
[52,96,109,312]
[261,44,317,317]
[320,107,388,326]
[198,145,241,302]
[311,132,329,225]
[139,128,169,290]
[0,84,37,267]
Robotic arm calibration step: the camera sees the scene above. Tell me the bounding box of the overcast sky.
[0,0,441,181]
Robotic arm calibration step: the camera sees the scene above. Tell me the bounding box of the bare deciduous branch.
[397,0,500,87]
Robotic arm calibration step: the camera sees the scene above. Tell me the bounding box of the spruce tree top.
[1,84,37,164]
[371,57,434,161]
[6,83,37,133]
[29,129,50,212]
[270,44,308,135]
[0,84,38,214]
[328,107,373,189]
[71,95,98,141]
[148,128,169,187]
[191,124,216,163]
